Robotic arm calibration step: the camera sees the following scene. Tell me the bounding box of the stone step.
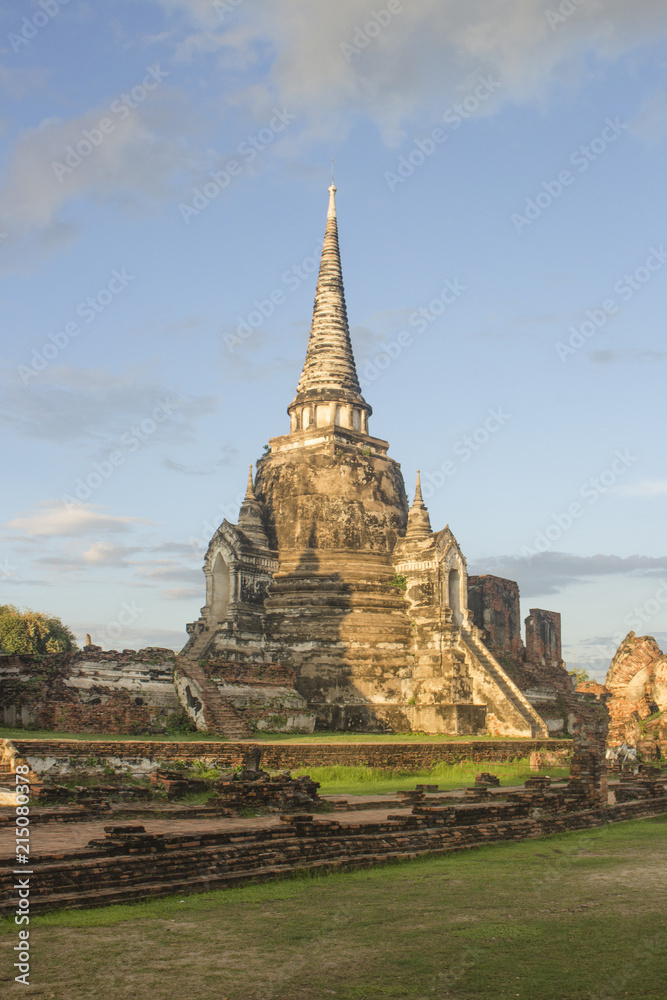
[176,661,253,739]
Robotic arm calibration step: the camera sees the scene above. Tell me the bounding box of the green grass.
[253,730,540,742]
[0,726,224,742]
[304,758,570,795]
[0,725,564,744]
[1,816,664,999]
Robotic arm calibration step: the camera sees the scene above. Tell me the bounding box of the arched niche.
[448,567,462,625]
[210,551,232,620]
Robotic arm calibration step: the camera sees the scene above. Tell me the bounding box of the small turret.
[405,471,433,540]
[237,465,270,547]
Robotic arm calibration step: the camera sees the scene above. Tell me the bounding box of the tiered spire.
[244,464,255,500]
[293,182,365,401]
[238,465,269,547]
[405,471,432,540]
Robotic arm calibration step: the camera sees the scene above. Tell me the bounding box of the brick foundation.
[11,738,572,776]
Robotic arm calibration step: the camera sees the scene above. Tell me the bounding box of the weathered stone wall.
[568,692,610,806]
[2,794,664,915]
[256,435,409,554]
[10,737,572,778]
[0,651,316,737]
[0,649,179,732]
[467,575,523,662]
[601,632,667,756]
[525,608,562,666]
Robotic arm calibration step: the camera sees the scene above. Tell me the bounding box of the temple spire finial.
[290,179,368,408]
[405,470,432,540]
[327,175,337,220]
[238,464,269,546]
[244,464,255,500]
[414,470,424,506]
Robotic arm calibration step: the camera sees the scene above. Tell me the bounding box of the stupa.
[183,184,548,737]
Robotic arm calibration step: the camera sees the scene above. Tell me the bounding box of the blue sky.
[0,0,666,679]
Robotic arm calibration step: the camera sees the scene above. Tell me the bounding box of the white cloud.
[5,502,151,538]
[148,0,667,144]
[615,480,667,499]
[162,586,201,599]
[82,542,142,565]
[0,83,211,265]
[136,560,203,584]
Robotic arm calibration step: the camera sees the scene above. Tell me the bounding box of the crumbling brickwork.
[525,609,562,667]
[568,692,610,806]
[0,649,179,734]
[10,737,572,778]
[467,575,523,661]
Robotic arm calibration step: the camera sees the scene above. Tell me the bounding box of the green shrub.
[0,604,77,655]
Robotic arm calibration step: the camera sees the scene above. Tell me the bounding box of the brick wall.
[525,608,562,666]
[36,694,168,735]
[467,575,524,661]
[12,738,572,774]
[1,793,664,915]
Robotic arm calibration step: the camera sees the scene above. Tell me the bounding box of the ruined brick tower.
[183,184,547,737]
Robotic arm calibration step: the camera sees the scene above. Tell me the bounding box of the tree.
[568,667,591,686]
[0,604,77,655]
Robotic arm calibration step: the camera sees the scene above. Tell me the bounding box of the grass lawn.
[305,759,571,795]
[0,727,552,744]
[0,727,225,743]
[0,816,664,999]
[252,731,535,743]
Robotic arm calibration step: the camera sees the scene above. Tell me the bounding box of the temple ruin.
[181,184,570,737]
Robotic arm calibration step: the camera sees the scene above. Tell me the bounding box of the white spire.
[328,185,337,221]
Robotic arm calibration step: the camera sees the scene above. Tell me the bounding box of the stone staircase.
[460,628,549,738]
[175,660,253,740]
[182,622,214,660]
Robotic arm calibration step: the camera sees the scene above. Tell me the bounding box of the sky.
[0,0,666,679]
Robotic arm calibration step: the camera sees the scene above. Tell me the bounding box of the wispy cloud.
[6,502,151,538]
[615,480,667,499]
[0,363,218,452]
[163,444,238,475]
[469,551,667,597]
[590,349,667,364]
[147,0,667,145]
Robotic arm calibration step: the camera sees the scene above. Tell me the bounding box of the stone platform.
[1,779,666,914]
